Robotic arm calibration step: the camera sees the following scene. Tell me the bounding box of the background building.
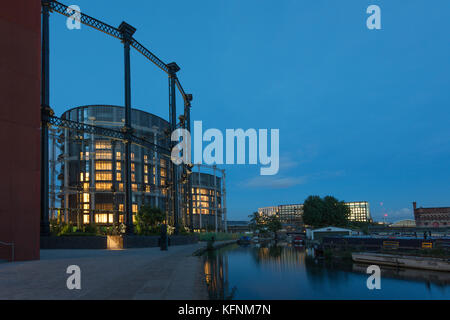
[345,201,372,223]
[258,201,371,226]
[191,164,227,232]
[258,204,303,226]
[413,202,450,228]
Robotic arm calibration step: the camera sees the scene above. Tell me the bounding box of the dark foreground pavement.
[0,243,208,300]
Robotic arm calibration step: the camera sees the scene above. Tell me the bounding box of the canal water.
[203,243,450,300]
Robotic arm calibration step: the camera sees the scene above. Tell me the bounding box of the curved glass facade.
[58,105,171,225]
[191,172,223,231]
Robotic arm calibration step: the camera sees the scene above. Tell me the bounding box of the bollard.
[160,224,168,251]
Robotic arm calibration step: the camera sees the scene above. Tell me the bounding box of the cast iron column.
[185,94,194,232]
[167,62,180,234]
[40,1,52,236]
[118,21,136,234]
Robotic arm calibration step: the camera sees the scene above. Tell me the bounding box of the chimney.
[413,202,417,210]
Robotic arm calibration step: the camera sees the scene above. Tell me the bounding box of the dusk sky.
[49,0,450,222]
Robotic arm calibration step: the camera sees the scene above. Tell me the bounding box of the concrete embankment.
[352,252,450,272]
[0,243,209,300]
[193,240,237,256]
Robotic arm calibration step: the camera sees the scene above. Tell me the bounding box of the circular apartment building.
[58,105,171,226]
[55,105,227,231]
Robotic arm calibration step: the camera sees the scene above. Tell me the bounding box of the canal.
[203,243,450,299]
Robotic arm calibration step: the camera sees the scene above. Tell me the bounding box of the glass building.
[258,201,371,225]
[190,166,225,232]
[54,105,227,231]
[57,105,173,226]
[345,201,371,222]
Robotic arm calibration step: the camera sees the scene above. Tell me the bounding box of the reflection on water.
[203,243,450,300]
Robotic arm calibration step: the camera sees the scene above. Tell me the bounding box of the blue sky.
[49,0,450,222]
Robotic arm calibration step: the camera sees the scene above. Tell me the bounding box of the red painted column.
[0,0,41,261]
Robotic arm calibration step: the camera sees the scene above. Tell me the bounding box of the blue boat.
[237,236,251,245]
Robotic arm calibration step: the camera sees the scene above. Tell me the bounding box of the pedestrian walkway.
[0,243,208,300]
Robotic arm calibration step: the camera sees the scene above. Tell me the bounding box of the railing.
[0,241,14,262]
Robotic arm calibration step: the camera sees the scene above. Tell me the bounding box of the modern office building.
[258,201,371,225]
[258,206,278,217]
[258,204,303,226]
[345,201,372,223]
[54,105,226,231]
[413,202,450,228]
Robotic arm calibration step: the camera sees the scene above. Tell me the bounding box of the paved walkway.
[0,243,209,300]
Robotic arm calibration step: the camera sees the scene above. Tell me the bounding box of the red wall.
[0,1,41,261]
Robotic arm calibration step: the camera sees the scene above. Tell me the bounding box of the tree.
[248,211,263,231]
[135,205,165,235]
[266,215,282,234]
[302,195,350,228]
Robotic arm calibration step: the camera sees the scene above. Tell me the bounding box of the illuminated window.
[116,152,121,160]
[96,182,112,190]
[144,175,148,184]
[96,161,112,170]
[119,215,124,223]
[83,183,89,190]
[132,204,138,213]
[83,193,90,202]
[160,159,166,167]
[131,173,136,182]
[96,172,112,181]
[83,215,90,224]
[160,168,166,178]
[116,162,121,170]
[96,151,112,160]
[145,185,151,193]
[132,184,138,191]
[144,155,148,163]
[161,179,166,186]
[83,204,89,210]
[80,152,90,161]
[116,172,121,181]
[144,165,148,174]
[108,214,114,223]
[131,153,135,161]
[131,163,135,172]
[119,184,123,191]
[95,141,111,150]
[119,204,124,212]
[95,214,108,224]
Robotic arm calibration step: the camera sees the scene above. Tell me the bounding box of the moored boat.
[352,252,450,272]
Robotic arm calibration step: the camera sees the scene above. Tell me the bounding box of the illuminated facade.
[345,201,371,222]
[258,201,371,224]
[258,204,303,226]
[191,165,226,232]
[57,105,172,226]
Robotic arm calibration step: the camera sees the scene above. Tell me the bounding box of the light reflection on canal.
[203,243,450,300]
